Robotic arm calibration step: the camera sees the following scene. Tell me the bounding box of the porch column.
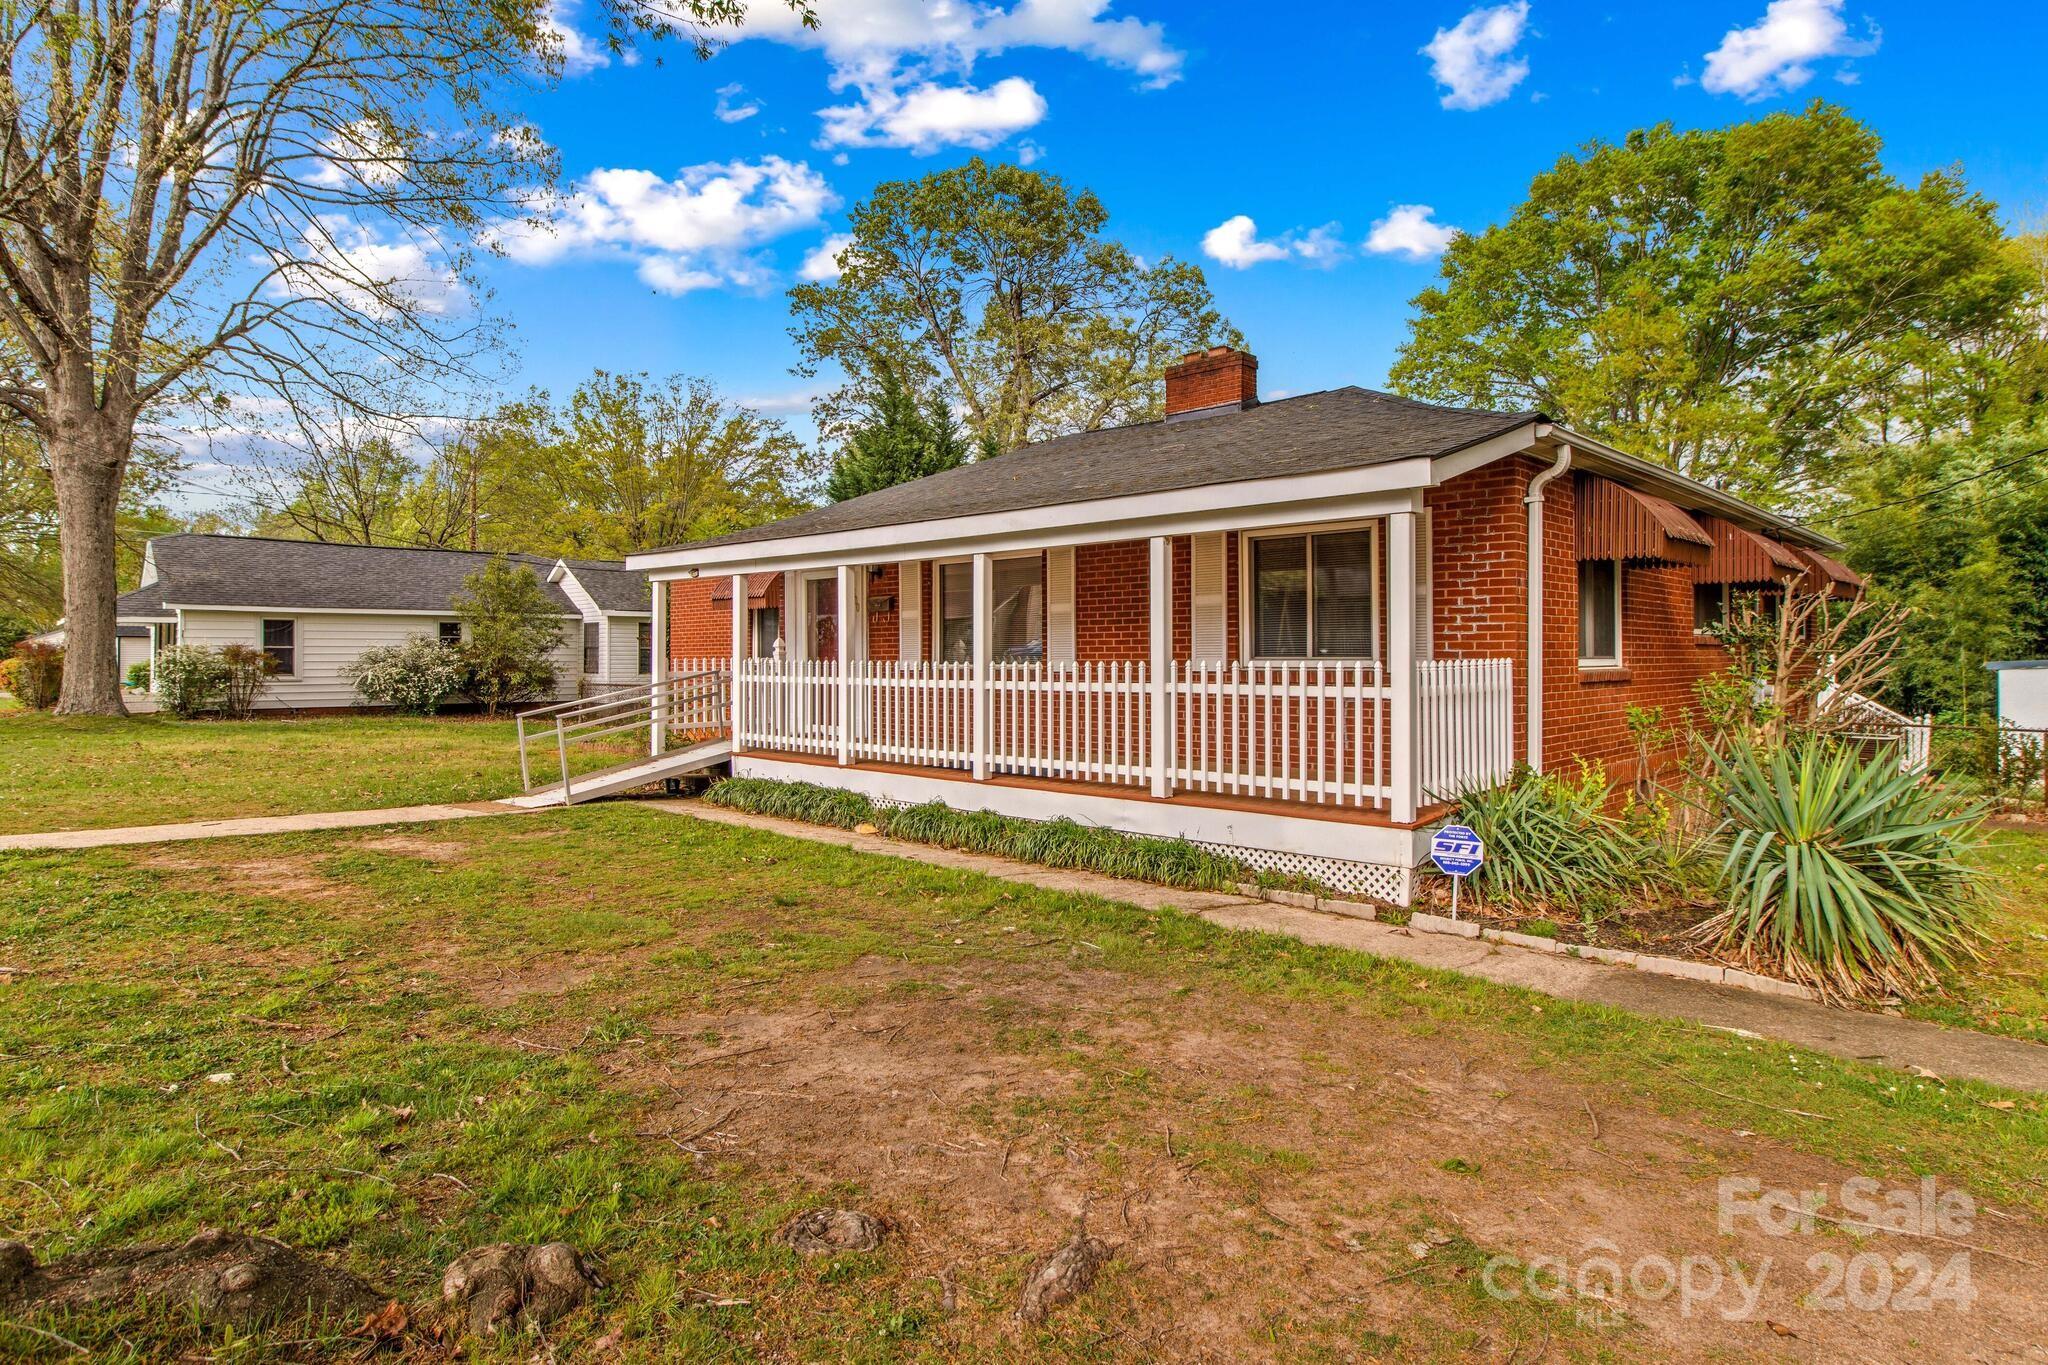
[1387,506,1420,824]
[836,562,854,766]
[730,573,747,753]
[1148,535,1171,799]
[971,552,992,780]
[649,578,668,757]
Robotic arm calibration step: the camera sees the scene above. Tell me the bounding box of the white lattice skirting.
[1188,842,1414,905]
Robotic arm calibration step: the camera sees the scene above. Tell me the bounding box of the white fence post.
[835,563,853,766]
[1386,509,1419,823]
[649,579,668,757]
[1149,535,1171,799]
[729,575,747,753]
[971,553,992,781]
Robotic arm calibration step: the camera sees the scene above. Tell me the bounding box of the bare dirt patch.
[354,835,469,861]
[558,950,2048,1361]
[138,850,352,903]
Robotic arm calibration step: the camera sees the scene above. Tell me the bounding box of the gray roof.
[122,535,643,616]
[670,387,1537,552]
[564,561,652,614]
[1986,660,2048,671]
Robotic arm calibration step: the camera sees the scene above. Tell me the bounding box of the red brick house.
[627,347,1856,903]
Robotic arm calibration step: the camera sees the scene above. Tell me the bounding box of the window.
[752,606,781,658]
[1578,561,1621,666]
[636,621,653,675]
[1250,529,1374,659]
[261,619,296,676]
[582,622,600,674]
[437,621,462,647]
[1692,583,1725,634]
[935,556,1045,662]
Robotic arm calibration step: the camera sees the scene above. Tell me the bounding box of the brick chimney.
[1164,346,1257,421]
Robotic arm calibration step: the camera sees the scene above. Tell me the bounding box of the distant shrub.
[125,661,151,690]
[454,557,563,717]
[0,656,16,699]
[218,644,276,719]
[153,645,231,717]
[345,637,466,715]
[8,641,63,709]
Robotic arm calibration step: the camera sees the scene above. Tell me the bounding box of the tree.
[245,425,417,546]
[0,0,807,715]
[1389,104,2032,506]
[790,158,1237,453]
[453,556,562,716]
[482,372,818,557]
[824,368,972,502]
[1,417,178,624]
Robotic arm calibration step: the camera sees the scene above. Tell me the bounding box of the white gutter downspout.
[1523,443,1572,770]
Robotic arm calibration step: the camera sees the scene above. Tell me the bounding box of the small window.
[1250,529,1375,659]
[937,561,973,663]
[636,621,653,675]
[582,622,600,674]
[437,621,462,647]
[752,606,782,658]
[991,556,1044,661]
[1693,583,1725,634]
[260,619,295,676]
[1578,561,1621,666]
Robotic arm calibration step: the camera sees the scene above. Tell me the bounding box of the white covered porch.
[643,483,1518,903]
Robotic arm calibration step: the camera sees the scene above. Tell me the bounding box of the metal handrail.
[515,669,728,799]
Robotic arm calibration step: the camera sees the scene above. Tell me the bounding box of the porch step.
[506,739,732,808]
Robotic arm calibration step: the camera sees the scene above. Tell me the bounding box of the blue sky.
[469,0,2048,437]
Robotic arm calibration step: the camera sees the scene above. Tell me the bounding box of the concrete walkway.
[0,801,526,852]
[656,799,2048,1095]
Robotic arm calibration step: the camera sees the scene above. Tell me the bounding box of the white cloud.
[484,156,836,295]
[1200,215,1345,271]
[1701,0,1878,100]
[819,76,1047,153]
[798,232,854,282]
[715,82,762,123]
[307,120,406,189]
[1364,205,1459,260]
[1422,2,1531,111]
[1016,138,1045,166]
[267,218,466,320]
[735,0,1178,151]
[541,0,610,76]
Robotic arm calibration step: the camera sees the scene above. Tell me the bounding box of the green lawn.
[0,711,646,834]
[1906,829,2048,1043]
[0,805,2040,1360]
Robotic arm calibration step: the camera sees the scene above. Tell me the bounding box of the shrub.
[702,777,1256,892]
[345,637,467,715]
[0,656,17,699]
[8,641,63,709]
[153,645,232,717]
[454,557,564,717]
[218,644,276,719]
[1451,762,1683,911]
[1697,738,1990,1001]
[124,660,152,690]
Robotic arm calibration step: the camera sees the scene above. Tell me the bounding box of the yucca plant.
[1697,738,1990,1000]
[1453,763,1678,910]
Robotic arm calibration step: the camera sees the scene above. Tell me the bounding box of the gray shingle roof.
[669,387,1538,552]
[562,561,652,614]
[129,535,641,616]
[116,581,168,618]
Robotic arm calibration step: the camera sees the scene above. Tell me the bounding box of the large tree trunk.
[50,417,131,717]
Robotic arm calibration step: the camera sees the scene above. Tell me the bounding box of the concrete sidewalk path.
[0,801,528,852]
[658,799,2048,1095]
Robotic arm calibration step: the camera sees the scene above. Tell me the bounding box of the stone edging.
[1234,883,1819,1003]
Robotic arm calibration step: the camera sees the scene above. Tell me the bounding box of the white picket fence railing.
[1170,661,1391,807]
[733,655,1515,812]
[1417,657,1517,800]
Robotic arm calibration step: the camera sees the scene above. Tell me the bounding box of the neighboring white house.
[1989,660,2048,733]
[21,622,152,681]
[114,534,652,712]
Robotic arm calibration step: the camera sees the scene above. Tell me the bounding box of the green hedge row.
[702,776,1258,892]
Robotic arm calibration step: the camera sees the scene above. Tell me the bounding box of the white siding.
[1998,665,2048,732]
[178,609,581,709]
[117,634,150,677]
[605,615,651,683]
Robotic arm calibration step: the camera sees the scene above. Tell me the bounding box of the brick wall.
[669,578,731,660]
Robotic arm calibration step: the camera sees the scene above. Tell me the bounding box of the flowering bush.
[344,636,466,715]
[8,641,63,709]
[153,645,232,717]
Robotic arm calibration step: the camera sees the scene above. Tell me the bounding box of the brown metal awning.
[1695,515,1808,586]
[1792,547,1863,598]
[709,571,784,607]
[1575,475,1712,566]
